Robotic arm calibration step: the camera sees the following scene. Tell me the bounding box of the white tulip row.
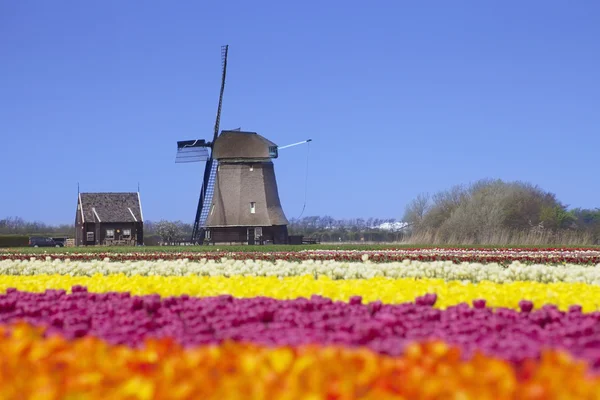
[1,258,600,284]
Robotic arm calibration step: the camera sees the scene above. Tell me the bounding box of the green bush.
[143,235,161,246]
[0,235,30,248]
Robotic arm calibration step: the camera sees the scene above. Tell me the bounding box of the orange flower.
[0,323,598,399]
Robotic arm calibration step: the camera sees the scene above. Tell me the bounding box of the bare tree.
[402,193,430,228]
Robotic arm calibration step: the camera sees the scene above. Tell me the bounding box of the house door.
[247,228,255,245]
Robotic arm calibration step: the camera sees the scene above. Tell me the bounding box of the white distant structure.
[377,221,409,231]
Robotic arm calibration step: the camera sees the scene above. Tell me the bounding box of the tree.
[154,220,181,244]
[539,205,576,231]
[401,178,581,244]
[402,193,430,228]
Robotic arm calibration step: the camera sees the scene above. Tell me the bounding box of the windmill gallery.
[174,45,312,246]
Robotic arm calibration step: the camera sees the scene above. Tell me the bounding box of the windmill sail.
[190,45,229,243]
[191,156,217,242]
[198,160,218,226]
[175,140,210,163]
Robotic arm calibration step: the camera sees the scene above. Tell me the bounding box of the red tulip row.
[2,248,600,264]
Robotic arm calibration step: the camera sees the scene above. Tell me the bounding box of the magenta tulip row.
[1,287,599,369]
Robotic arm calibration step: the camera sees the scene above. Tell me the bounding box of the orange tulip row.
[0,322,598,400]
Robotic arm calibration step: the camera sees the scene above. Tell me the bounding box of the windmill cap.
[212,130,277,160]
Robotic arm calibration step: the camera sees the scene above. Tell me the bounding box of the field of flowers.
[1,247,600,398]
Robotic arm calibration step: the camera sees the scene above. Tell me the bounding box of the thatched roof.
[205,161,288,227]
[78,192,143,223]
[212,130,276,160]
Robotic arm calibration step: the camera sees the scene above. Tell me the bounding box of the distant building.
[75,192,144,246]
[377,221,409,231]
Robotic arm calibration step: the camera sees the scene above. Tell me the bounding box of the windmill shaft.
[278,139,312,150]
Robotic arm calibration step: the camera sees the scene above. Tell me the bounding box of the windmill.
[176,45,311,244]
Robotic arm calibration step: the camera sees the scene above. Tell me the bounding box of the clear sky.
[1,1,599,225]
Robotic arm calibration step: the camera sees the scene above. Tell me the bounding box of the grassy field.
[2,243,599,254]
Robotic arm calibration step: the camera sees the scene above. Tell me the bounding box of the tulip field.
[1,247,600,398]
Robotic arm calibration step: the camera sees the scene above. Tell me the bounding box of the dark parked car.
[29,237,63,247]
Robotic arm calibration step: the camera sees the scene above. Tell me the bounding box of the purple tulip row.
[1,286,600,369]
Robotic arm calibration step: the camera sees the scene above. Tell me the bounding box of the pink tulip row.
[1,287,599,369]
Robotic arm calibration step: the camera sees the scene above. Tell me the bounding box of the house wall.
[75,206,81,246]
[208,225,288,245]
[136,222,144,245]
[75,199,85,246]
[76,222,143,246]
[96,222,142,245]
[84,223,96,245]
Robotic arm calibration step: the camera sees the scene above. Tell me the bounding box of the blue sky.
[1,1,599,225]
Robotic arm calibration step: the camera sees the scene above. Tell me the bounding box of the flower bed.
[2,288,600,368]
[2,274,600,311]
[3,258,600,284]
[2,252,600,397]
[3,323,598,399]
[3,247,600,264]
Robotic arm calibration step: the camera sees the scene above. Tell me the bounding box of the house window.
[106,229,115,239]
[250,202,256,214]
[205,230,211,239]
[255,227,263,238]
[249,165,254,171]
[86,232,94,242]
[123,229,131,238]
[210,204,215,215]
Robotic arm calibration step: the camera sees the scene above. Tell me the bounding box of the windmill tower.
[175,45,310,244]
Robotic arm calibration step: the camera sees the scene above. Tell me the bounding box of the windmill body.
[205,130,289,244]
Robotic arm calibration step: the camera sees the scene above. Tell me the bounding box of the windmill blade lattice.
[198,160,218,226]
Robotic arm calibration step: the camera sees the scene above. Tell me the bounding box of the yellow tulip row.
[2,274,599,311]
[0,322,597,400]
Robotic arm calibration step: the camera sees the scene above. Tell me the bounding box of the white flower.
[1,257,600,284]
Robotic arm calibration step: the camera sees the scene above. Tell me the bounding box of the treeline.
[288,216,402,230]
[0,217,196,239]
[402,178,600,245]
[287,217,407,242]
[3,178,599,246]
[0,216,406,244]
[144,218,408,244]
[0,217,74,236]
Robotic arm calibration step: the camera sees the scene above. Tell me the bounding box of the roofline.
[217,158,274,163]
[78,193,85,223]
[92,207,102,222]
[221,130,258,134]
[80,191,139,195]
[128,207,138,222]
[137,192,144,221]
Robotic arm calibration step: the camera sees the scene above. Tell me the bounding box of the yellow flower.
[1,274,599,310]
